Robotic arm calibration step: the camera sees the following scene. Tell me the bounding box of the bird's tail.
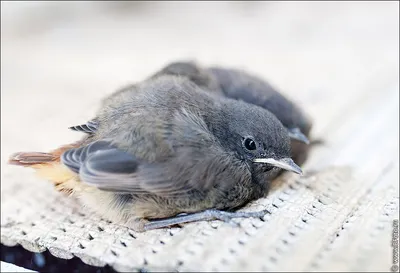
[8,142,82,194]
[8,152,58,166]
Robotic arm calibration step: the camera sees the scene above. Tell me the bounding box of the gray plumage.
[150,61,314,165]
[62,75,297,224]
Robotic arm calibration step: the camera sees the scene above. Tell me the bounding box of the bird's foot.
[139,209,269,231]
[125,217,149,233]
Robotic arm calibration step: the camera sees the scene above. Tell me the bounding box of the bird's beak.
[253,157,303,175]
[287,128,310,145]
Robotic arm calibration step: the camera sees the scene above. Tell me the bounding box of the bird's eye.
[243,137,257,151]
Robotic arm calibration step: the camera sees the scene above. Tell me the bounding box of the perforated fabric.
[2,165,398,272]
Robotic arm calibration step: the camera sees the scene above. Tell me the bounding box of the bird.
[148,61,315,165]
[8,75,303,232]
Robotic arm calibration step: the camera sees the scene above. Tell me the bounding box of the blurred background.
[1,1,399,272]
[1,1,399,154]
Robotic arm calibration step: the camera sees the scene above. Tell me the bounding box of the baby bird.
[150,61,315,165]
[9,75,302,232]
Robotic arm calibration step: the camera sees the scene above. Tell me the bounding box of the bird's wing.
[61,108,240,197]
[69,119,99,134]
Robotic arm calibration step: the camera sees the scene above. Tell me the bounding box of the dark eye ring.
[243,137,257,151]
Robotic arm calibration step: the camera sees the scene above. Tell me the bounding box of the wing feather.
[61,109,239,197]
[69,119,99,134]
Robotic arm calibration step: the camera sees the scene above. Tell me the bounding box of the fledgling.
[9,75,302,232]
[150,61,315,165]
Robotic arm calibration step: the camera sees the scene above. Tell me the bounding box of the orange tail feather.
[8,140,83,167]
[8,152,57,166]
[7,141,85,194]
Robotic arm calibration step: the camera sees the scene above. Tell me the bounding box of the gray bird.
[9,75,302,232]
[149,61,315,165]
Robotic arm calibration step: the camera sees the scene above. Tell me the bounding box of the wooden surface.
[1,2,399,272]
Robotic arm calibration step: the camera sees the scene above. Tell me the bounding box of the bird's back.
[91,75,220,162]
